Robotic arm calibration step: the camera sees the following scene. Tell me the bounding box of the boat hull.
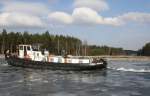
[6,57,107,71]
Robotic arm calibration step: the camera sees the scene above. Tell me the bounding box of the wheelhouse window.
[19,46,23,50]
[27,46,31,51]
[32,46,38,51]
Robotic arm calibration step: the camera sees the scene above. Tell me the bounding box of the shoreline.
[106,56,150,61]
[77,56,150,61]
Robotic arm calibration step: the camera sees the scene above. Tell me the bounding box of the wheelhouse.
[18,45,32,59]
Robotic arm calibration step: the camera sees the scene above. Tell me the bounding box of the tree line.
[138,42,150,56]
[0,29,127,56]
[0,29,82,55]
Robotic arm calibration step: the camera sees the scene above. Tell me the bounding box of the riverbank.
[77,56,150,61]
[107,56,149,61]
[106,56,150,61]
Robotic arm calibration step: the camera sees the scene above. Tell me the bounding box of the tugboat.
[5,44,107,71]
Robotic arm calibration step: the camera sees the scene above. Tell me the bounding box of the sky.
[0,0,150,50]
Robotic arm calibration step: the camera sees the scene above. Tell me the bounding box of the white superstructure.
[18,44,91,64]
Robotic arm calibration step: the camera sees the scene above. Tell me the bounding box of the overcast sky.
[0,0,150,50]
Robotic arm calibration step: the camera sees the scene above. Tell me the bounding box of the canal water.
[0,58,150,96]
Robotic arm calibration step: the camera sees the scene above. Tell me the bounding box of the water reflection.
[21,69,107,84]
[11,69,106,96]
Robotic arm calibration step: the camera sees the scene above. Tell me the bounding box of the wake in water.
[0,59,8,66]
[108,61,150,73]
[108,67,150,73]
[0,63,8,67]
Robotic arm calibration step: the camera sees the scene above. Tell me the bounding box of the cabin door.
[18,46,24,58]
[24,46,27,57]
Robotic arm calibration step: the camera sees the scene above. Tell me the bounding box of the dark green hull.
[6,57,107,71]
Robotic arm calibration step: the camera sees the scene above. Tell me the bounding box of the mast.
[83,40,87,56]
